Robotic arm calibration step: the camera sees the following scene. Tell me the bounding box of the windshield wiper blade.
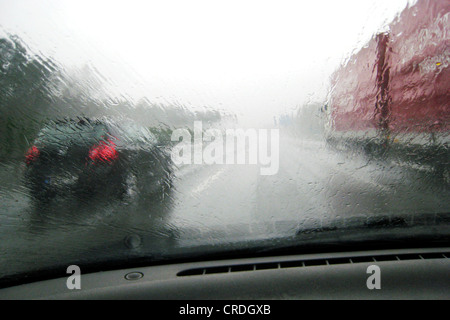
[295,212,449,236]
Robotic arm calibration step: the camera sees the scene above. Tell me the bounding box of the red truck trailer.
[326,0,449,178]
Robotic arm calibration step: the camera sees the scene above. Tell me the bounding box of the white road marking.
[192,166,228,195]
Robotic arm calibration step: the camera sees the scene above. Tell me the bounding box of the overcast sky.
[0,0,413,124]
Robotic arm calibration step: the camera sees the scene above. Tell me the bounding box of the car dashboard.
[0,247,448,300]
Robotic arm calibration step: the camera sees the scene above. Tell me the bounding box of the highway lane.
[168,131,449,233]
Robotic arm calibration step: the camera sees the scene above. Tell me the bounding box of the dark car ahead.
[24,117,172,203]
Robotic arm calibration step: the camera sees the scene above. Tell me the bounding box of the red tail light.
[25,145,40,165]
[88,138,118,163]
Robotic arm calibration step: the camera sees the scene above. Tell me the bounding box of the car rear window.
[36,122,109,147]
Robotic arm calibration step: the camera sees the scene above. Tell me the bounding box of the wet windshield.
[0,0,448,284]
